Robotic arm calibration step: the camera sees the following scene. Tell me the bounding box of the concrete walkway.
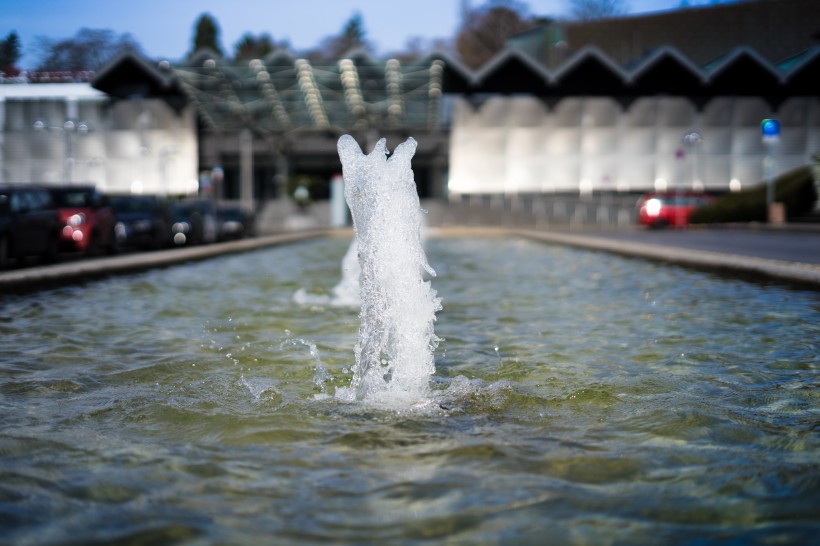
[0,230,330,295]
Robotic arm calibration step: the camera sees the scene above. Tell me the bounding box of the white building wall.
[449,95,820,195]
[0,83,198,195]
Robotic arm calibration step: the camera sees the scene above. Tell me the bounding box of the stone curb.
[0,230,330,295]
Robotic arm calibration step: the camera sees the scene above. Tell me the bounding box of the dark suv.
[0,184,61,269]
[48,185,118,255]
[170,198,218,246]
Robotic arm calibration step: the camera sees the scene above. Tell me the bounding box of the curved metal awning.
[169,51,449,133]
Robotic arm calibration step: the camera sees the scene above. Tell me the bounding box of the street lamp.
[33,118,91,183]
[674,147,686,227]
[683,131,703,191]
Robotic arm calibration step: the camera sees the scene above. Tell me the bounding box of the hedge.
[690,165,817,224]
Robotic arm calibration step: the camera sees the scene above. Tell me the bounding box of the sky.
[2,0,718,69]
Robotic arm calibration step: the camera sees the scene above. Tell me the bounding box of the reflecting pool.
[1,236,818,544]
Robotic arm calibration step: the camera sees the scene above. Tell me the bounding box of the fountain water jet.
[292,238,361,307]
[330,238,361,307]
[335,135,441,405]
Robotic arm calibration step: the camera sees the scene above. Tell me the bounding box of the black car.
[217,204,255,241]
[170,199,218,246]
[0,184,61,269]
[109,194,173,250]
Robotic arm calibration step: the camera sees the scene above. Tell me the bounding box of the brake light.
[68,213,87,226]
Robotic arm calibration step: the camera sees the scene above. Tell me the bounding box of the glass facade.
[450,96,819,194]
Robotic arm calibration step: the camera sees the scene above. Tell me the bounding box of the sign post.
[761,119,782,223]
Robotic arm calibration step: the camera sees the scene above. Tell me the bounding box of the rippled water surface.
[1,236,818,545]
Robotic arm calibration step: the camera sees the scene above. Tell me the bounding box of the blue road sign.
[761,119,780,139]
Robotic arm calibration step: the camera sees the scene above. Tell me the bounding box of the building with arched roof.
[0,0,818,224]
[448,0,820,197]
[448,43,820,196]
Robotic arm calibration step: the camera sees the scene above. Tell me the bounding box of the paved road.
[587,228,820,265]
[513,226,820,289]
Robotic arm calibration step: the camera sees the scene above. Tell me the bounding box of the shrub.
[286,174,326,202]
[690,165,817,224]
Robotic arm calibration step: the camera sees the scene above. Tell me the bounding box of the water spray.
[336,135,441,404]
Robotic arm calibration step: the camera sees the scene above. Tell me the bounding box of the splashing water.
[330,238,361,307]
[335,135,442,405]
[292,238,361,307]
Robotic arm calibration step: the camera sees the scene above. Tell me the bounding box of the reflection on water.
[1,237,818,544]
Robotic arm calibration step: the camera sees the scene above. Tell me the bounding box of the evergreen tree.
[0,31,21,74]
[308,13,373,61]
[234,33,279,61]
[339,13,368,52]
[190,13,224,57]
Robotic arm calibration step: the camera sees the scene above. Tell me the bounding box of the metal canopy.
[91,43,820,131]
[170,51,447,133]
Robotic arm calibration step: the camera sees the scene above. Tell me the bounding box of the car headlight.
[644,198,662,217]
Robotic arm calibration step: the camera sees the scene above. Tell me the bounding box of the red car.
[48,185,118,255]
[636,191,714,228]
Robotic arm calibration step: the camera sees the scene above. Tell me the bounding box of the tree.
[456,0,539,69]
[390,36,453,61]
[679,0,744,6]
[34,28,142,71]
[190,13,224,57]
[568,0,629,21]
[234,33,284,61]
[308,13,373,61]
[0,31,21,74]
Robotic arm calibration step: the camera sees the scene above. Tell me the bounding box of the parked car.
[636,191,715,228]
[48,185,118,255]
[109,194,172,250]
[217,204,255,241]
[0,184,61,268]
[170,198,218,246]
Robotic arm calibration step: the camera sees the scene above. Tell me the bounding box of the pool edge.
[0,230,331,295]
[513,228,820,290]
